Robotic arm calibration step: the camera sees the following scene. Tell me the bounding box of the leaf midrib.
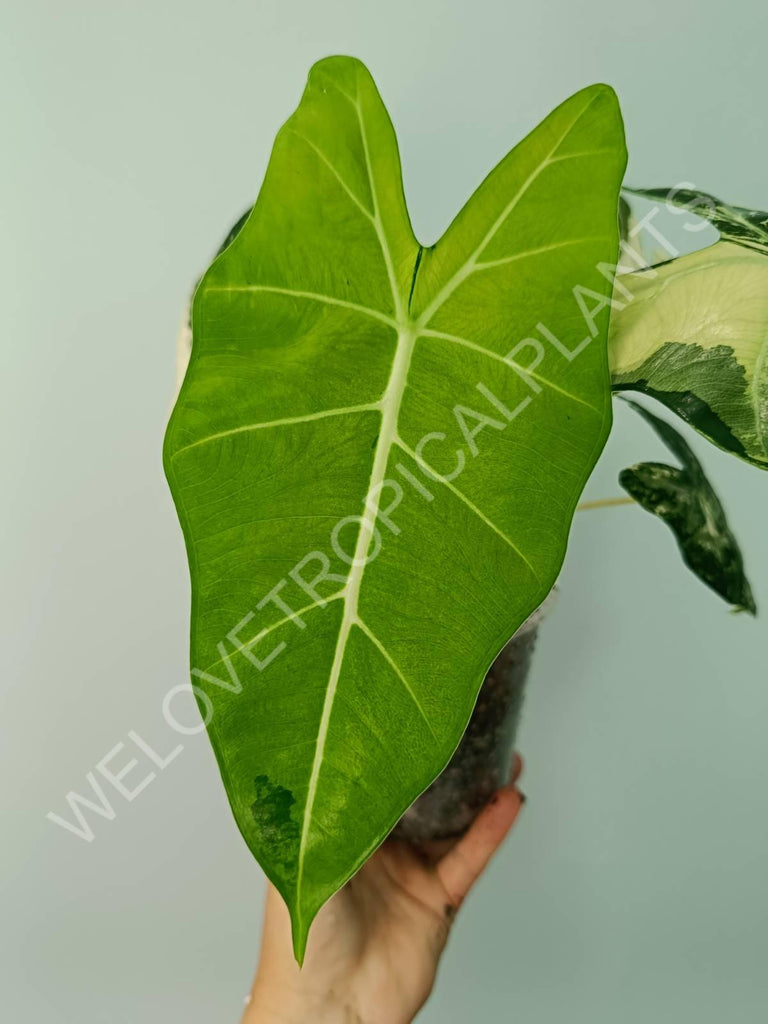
[293,83,415,930]
[202,81,610,934]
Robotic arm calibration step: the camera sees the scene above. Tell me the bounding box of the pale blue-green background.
[3,1,767,1021]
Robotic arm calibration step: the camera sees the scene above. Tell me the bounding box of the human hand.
[242,755,525,1024]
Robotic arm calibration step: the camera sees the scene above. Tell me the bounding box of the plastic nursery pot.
[393,591,555,843]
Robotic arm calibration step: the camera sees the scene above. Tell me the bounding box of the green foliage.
[620,400,756,614]
[609,190,768,469]
[165,56,626,959]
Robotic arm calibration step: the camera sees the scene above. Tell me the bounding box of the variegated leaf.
[609,238,768,468]
[620,400,756,614]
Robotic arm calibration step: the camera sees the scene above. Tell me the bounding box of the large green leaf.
[165,56,626,959]
[609,239,768,467]
[620,400,756,614]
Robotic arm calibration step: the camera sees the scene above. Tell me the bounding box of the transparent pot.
[393,594,553,843]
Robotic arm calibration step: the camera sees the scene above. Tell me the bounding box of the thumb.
[435,784,525,909]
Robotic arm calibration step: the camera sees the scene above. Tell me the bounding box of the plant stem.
[576,496,636,511]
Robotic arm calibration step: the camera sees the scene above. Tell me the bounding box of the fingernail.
[509,753,523,783]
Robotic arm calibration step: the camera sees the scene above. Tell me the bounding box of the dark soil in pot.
[393,594,553,843]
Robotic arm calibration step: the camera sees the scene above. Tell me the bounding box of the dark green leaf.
[620,400,756,614]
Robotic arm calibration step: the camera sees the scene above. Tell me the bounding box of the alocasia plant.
[165,55,627,958]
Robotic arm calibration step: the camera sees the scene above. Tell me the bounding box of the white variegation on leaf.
[628,185,768,255]
[609,239,768,468]
[620,399,756,614]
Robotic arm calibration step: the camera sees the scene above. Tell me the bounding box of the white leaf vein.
[419,329,602,415]
[395,439,541,583]
[207,284,396,327]
[355,617,437,740]
[172,403,381,457]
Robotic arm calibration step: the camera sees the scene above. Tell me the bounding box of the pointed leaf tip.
[165,61,626,957]
[620,401,757,614]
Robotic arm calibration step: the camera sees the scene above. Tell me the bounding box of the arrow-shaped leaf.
[165,56,626,960]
